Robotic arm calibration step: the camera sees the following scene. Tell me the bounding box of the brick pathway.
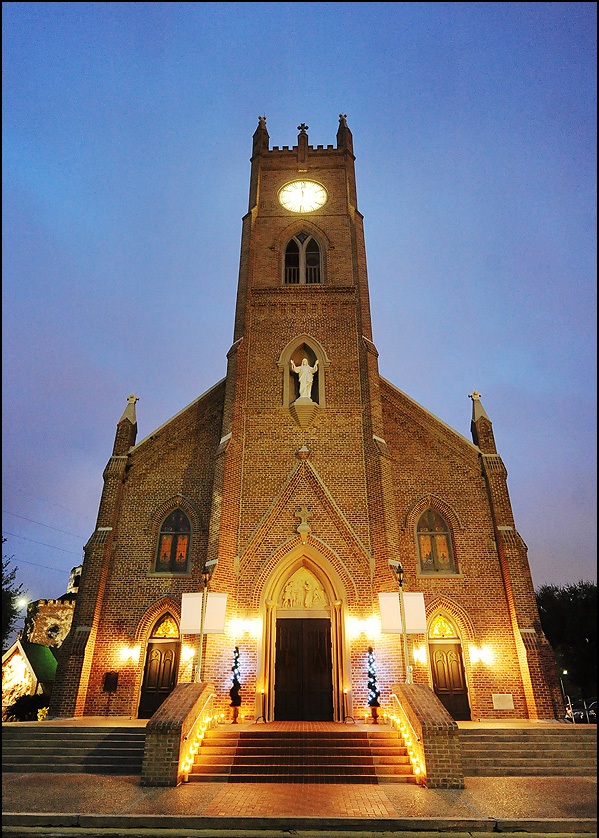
[203,782,398,817]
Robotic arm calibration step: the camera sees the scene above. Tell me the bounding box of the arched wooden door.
[428,614,471,721]
[430,643,471,721]
[138,613,180,719]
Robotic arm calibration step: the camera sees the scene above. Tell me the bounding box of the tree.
[2,538,25,652]
[536,581,597,699]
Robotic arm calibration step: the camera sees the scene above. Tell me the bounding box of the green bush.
[4,693,49,721]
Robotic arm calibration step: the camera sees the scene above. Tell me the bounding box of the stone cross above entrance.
[295,505,313,544]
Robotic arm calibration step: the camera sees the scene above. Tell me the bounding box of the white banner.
[378,591,427,634]
[180,592,227,634]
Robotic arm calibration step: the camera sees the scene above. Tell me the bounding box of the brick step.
[228,746,406,755]
[192,726,416,785]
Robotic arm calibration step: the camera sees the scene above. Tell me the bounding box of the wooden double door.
[138,640,180,719]
[274,618,333,721]
[430,642,471,721]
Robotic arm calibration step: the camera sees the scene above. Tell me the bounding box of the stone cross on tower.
[295,506,313,544]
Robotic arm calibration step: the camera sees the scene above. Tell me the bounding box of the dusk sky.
[2,3,596,639]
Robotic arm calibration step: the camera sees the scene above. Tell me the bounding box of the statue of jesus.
[290,357,318,400]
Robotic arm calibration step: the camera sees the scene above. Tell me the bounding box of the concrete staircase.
[187,726,419,784]
[459,725,597,776]
[1,724,146,774]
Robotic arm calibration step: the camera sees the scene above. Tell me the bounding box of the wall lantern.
[469,644,495,665]
[119,645,141,663]
[413,644,428,665]
[345,615,381,641]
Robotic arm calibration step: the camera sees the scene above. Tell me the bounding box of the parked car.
[565,698,596,723]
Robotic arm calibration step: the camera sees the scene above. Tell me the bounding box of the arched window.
[416,509,456,574]
[155,509,191,573]
[284,233,322,284]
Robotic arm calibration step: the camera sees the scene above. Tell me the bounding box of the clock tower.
[204,115,401,719]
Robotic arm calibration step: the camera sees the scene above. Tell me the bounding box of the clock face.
[278,180,327,213]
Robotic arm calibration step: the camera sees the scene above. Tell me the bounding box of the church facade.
[50,116,561,723]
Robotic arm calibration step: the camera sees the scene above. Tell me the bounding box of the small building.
[2,565,81,717]
[2,637,58,717]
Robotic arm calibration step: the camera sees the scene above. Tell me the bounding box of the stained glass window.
[429,614,458,638]
[155,509,191,573]
[151,613,179,638]
[417,509,456,574]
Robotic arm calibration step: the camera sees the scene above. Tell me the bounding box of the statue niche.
[289,347,319,405]
[279,337,328,429]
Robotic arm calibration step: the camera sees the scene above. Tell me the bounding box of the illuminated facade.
[50,117,561,723]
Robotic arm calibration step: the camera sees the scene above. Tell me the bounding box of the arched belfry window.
[284,233,322,285]
[417,509,456,574]
[155,509,191,574]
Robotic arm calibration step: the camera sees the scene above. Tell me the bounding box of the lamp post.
[194,567,211,683]
[394,561,412,684]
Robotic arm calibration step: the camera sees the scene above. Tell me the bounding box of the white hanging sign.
[180,592,227,634]
[378,591,427,634]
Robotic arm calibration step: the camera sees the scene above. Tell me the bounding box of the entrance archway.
[428,614,471,721]
[138,613,180,719]
[260,550,349,722]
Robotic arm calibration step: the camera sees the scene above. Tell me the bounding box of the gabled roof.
[2,637,58,686]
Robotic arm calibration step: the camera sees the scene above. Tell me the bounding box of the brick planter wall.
[392,683,464,788]
[140,682,215,786]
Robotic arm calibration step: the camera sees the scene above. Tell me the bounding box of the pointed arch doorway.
[263,556,346,722]
[428,614,471,721]
[138,613,181,719]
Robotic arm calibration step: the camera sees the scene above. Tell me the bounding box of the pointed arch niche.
[278,334,330,410]
[258,544,350,722]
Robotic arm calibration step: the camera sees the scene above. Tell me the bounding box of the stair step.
[459,726,596,777]
[191,726,417,785]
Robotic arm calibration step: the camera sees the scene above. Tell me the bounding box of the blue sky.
[2,3,596,626]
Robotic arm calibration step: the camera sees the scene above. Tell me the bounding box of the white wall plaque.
[492,693,515,710]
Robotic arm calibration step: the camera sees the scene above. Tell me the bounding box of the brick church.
[50,115,561,724]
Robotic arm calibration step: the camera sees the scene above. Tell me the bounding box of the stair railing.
[390,691,425,781]
[180,689,217,781]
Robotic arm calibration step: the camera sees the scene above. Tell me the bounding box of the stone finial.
[297,445,310,460]
[339,113,348,127]
[258,115,267,127]
[119,394,139,424]
[297,123,309,134]
[469,389,489,422]
[295,506,313,544]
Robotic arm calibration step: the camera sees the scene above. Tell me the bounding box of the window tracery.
[155,509,191,574]
[284,234,322,284]
[417,508,456,574]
